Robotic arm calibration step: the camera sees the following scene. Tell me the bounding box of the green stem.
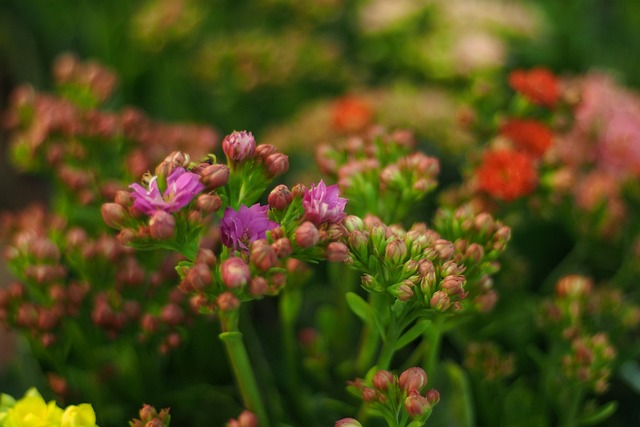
[218,311,271,427]
[559,387,584,427]
[423,315,445,377]
[355,292,386,373]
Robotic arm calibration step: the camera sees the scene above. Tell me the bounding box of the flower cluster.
[0,388,97,427]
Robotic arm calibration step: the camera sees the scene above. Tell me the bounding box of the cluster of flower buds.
[129,404,171,427]
[463,341,515,381]
[225,410,258,427]
[432,205,511,311]
[343,367,440,426]
[343,214,468,313]
[561,333,616,394]
[316,126,439,223]
[4,53,218,208]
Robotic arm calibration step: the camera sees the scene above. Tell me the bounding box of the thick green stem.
[559,387,584,427]
[219,311,271,427]
[355,292,386,373]
[423,315,445,377]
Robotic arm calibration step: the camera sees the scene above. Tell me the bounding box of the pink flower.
[302,180,348,225]
[220,204,279,252]
[129,167,204,215]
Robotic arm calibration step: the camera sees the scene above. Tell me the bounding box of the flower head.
[475,149,537,201]
[61,404,98,427]
[509,67,559,108]
[302,180,348,225]
[222,131,256,164]
[220,204,279,251]
[500,119,553,158]
[2,388,63,427]
[129,167,204,215]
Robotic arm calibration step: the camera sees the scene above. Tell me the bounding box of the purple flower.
[220,204,279,251]
[129,167,204,215]
[302,180,348,225]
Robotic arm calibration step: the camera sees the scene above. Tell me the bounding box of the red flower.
[508,68,559,108]
[500,119,553,157]
[475,149,537,201]
[331,96,373,133]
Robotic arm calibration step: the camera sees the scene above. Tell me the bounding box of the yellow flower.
[60,404,98,427]
[3,388,63,427]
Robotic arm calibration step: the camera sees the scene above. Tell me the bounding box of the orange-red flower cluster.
[500,118,553,158]
[475,149,537,201]
[509,67,559,108]
[331,96,374,133]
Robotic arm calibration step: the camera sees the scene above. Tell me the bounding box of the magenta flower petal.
[129,168,204,215]
[302,180,348,225]
[220,204,279,251]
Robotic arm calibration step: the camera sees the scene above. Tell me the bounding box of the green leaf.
[394,319,431,351]
[345,292,385,339]
[577,401,618,426]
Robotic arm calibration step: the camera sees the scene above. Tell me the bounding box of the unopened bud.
[425,389,440,405]
[149,210,175,240]
[389,281,415,301]
[343,215,364,232]
[268,185,293,210]
[272,238,292,258]
[372,369,396,391]
[101,203,129,229]
[196,194,222,213]
[404,392,430,417]
[250,240,278,271]
[221,257,251,288]
[264,153,289,178]
[434,239,455,260]
[385,238,408,264]
[326,242,350,263]
[223,131,256,163]
[399,367,429,393]
[430,290,451,311]
[295,221,320,248]
[335,418,362,427]
[249,276,269,297]
[200,164,230,190]
[217,292,240,311]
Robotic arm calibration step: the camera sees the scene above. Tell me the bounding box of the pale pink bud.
[295,221,320,248]
[250,240,278,271]
[221,257,251,288]
[196,194,222,213]
[272,238,292,258]
[335,418,362,427]
[249,276,269,297]
[430,290,451,311]
[372,369,396,391]
[237,410,258,427]
[200,164,230,190]
[149,210,175,240]
[101,203,128,229]
[425,389,440,405]
[399,367,429,393]
[326,242,350,262]
[217,292,240,311]
[385,238,407,264]
[264,153,289,178]
[404,392,430,417]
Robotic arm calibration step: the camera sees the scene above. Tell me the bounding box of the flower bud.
[389,281,415,301]
[404,392,430,417]
[160,303,184,326]
[426,388,440,405]
[196,194,222,213]
[440,275,466,298]
[272,238,292,258]
[264,153,289,178]
[343,215,364,232]
[335,418,362,427]
[556,275,593,298]
[223,131,256,163]
[326,242,350,263]
[385,238,408,265]
[372,369,396,391]
[434,239,455,260]
[249,276,269,297]
[399,367,429,393]
[221,257,251,288]
[200,164,230,190]
[187,263,212,291]
[465,243,485,263]
[149,210,175,240]
[295,221,320,248]
[250,240,278,271]
[101,203,128,229]
[155,151,191,178]
[430,290,451,311]
[268,184,293,210]
[217,291,241,311]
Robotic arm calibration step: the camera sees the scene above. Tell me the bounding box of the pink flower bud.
[250,240,278,271]
[326,242,350,263]
[217,291,240,312]
[440,275,466,298]
[361,387,378,402]
[268,184,293,210]
[160,303,184,326]
[385,238,408,264]
[200,164,230,190]
[372,369,396,391]
[101,203,129,229]
[221,257,251,288]
[399,367,429,393]
[295,221,320,248]
[187,263,212,291]
[335,418,362,427]
[149,210,176,240]
[434,239,455,260]
[196,194,222,213]
[343,215,364,232]
[249,276,269,297]
[272,238,292,258]
[264,153,289,178]
[237,410,258,427]
[426,388,440,405]
[223,131,256,163]
[430,290,451,311]
[404,392,430,417]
